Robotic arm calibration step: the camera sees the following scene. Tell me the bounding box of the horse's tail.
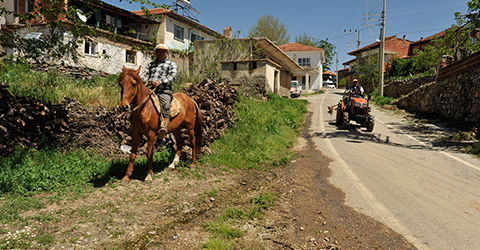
[193,99,203,154]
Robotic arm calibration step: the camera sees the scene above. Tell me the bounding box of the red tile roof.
[278,43,324,52]
[410,27,455,45]
[347,35,398,55]
[324,70,336,76]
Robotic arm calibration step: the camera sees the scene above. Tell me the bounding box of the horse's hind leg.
[168,129,183,171]
[186,124,197,171]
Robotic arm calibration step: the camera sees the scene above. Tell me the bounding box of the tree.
[248,14,290,45]
[294,32,336,70]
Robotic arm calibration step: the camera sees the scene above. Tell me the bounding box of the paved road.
[306,89,480,250]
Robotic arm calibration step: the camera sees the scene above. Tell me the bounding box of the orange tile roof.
[278,43,324,52]
[323,70,336,75]
[347,35,398,55]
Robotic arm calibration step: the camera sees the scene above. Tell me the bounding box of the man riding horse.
[140,44,178,137]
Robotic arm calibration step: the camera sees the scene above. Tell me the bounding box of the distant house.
[195,37,303,98]
[347,35,412,68]
[323,70,336,85]
[408,28,453,56]
[0,0,220,75]
[278,43,326,92]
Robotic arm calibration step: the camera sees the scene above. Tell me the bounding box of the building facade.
[278,43,326,92]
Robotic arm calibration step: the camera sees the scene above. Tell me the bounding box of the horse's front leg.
[122,132,141,183]
[168,129,183,171]
[144,131,156,185]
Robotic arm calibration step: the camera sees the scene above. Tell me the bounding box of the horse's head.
[118,65,142,112]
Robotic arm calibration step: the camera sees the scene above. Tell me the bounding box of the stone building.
[194,37,303,98]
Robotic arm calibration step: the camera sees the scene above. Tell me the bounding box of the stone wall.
[394,50,480,122]
[384,75,435,98]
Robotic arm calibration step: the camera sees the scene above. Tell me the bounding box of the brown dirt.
[2,112,416,250]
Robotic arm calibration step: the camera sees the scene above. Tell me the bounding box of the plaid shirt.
[140,59,177,93]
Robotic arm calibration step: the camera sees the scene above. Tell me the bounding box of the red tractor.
[336,91,375,132]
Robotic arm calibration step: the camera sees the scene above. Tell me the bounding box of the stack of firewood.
[0,82,67,155]
[184,79,239,149]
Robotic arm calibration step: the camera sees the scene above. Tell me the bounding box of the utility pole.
[345,30,361,49]
[336,52,339,87]
[378,0,386,96]
[357,30,361,49]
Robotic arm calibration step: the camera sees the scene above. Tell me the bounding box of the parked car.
[290,80,301,98]
[325,80,336,89]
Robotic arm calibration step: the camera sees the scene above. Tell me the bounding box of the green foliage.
[193,31,252,82]
[0,147,107,196]
[0,56,120,107]
[466,141,480,155]
[371,91,395,106]
[388,56,419,78]
[248,14,290,45]
[294,33,336,70]
[200,93,307,169]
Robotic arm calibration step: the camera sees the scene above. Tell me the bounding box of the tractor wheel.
[336,106,342,125]
[366,115,375,132]
[342,111,349,129]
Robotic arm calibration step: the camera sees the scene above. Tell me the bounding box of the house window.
[174,25,184,40]
[190,33,204,42]
[14,0,35,14]
[84,40,97,55]
[126,50,136,64]
[298,58,311,67]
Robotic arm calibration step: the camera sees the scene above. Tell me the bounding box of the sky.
[106,0,470,70]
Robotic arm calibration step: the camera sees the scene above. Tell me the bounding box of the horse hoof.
[189,166,196,172]
[144,180,152,186]
[168,166,175,171]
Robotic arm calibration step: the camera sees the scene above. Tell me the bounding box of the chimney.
[403,35,406,41]
[223,27,232,39]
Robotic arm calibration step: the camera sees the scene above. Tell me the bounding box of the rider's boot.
[158,117,169,137]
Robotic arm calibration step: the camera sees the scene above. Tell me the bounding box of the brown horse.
[117,65,203,183]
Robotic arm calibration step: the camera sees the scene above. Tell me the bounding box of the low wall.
[384,75,435,98]
[394,51,480,122]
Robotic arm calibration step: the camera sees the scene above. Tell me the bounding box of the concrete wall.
[394,50,480,122]
[221,61,269,98]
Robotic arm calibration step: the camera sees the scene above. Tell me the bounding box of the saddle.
[150,92,181,126]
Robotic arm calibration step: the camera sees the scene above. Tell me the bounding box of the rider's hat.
[352,79,359,83]
[155,44,169,51]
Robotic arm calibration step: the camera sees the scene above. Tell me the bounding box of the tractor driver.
[348,79,364,96]
[346,79,364,108]
[140,44,178,137]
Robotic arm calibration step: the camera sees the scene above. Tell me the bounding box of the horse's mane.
[118,68,144,86]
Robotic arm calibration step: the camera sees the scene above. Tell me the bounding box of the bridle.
[122,72,156,112]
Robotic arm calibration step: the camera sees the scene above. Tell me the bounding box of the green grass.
[200,93,307,169]
[370,91,396,106]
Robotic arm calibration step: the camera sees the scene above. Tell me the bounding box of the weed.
[205,188,218,197]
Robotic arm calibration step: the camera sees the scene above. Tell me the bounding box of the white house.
[132,8,219,52]
[1,0,221,74]
[278,43,326,92]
